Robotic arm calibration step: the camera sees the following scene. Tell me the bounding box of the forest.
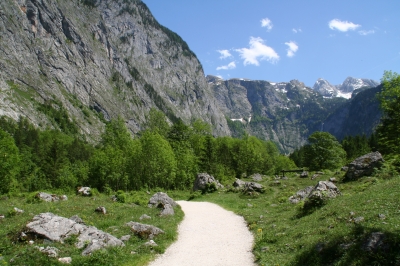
[1,71,399,196]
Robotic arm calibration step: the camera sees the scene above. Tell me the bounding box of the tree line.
[0,108,294,195]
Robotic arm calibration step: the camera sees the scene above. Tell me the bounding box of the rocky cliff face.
[323,85,382,140]
[0,0,230,140]
[208,75,348,153]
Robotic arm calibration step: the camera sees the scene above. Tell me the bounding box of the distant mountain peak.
[313,77,379,99]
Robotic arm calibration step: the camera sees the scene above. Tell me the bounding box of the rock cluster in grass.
[344,151,384,181]
[126,221,164,239]
[24,212,124,256]
[289,186,314,204]
[233,179,265,193]
[193,173,224,192]
[289,181,341,207]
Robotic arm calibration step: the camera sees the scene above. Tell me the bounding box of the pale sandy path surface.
[148,200,255,266]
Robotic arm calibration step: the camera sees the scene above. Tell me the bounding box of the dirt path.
[148,200,255,266]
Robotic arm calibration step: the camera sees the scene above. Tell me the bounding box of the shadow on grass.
[292,225,400,266]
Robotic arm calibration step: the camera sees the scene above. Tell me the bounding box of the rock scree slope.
[148,200,255,266]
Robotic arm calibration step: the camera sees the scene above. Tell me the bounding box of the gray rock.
[0,214,4,219]
[26,213,87,242]
[345,152,384,181]
[249,173,263,181]
[14,207,24,214]
[25,213,124,255]
[159,203,174,216]
[243,182,265,193]
[329,177,337,182]
[37,246,59,258]
[353,216,364,224]
[193,173,223,192]
[95,206,107,214]
[289,186,314,204]
[144,240,158,247]
[77,187,91,196]
[304,181,341,207]
[58,257,72,264]
[60,195,68,201]
[76,226,125,256]
[378,214,386,220]
[232,178,246,189]
[139,214,151,220]
[69,215,85,224]
[300,171,309,178]
[36,192,59,202]
[126,221,164,239]
[120,235,131,242]
[148,192,177,208]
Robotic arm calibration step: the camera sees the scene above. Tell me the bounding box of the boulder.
[148,192,177,208]
[120,235,131,242]
[36,192,59,202]
[159,203,174,216]
[26,213,87,242]
[193,173,223,192]
[25,213,124,255]
[345,151,384,181]
[289,186,314,204]
[232,178,246,189]
[69,215,85,224]
[77,187,91,196]
[76,226,125,256]
[60,195,68,201]
[304,181,341,208]
[243,182,264,193]
[126,221,164,239]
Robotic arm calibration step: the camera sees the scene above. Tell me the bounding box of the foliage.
[376,70,400,155]
[0,129,20,194]
[303,131,346,171]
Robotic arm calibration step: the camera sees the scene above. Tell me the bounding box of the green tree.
[0,129,21,194]
[304,131,346,171]
[377,71,400,155]
[143,108,170,137]
[139,132,176,189]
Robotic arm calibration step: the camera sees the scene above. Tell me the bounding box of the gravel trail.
[148,200,255,266]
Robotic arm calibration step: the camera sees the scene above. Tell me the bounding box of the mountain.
[208,75,348,152]
[0,0,230,140]
[0,0,382,153]
[313,77,379,99]
[323,85,382,140]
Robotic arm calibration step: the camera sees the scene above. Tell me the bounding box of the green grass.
[195,173,400,266]
[0,190,186,266]
[1,174,399,265]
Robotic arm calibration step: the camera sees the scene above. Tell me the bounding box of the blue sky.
[142,0,400,87]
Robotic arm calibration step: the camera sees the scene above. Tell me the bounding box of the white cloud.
[236,37,279,66]
[261,18,273,31]
[216,61,236,70]
[292,28,302,33]
[359,30,375,35]
[329,19,361,32]
[285,41,298,57]
[217,49,232,59]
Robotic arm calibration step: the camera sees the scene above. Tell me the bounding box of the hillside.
[0,0,230,141]
[0,0,382,151]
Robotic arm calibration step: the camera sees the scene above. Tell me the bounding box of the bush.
[116,190,126,203]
